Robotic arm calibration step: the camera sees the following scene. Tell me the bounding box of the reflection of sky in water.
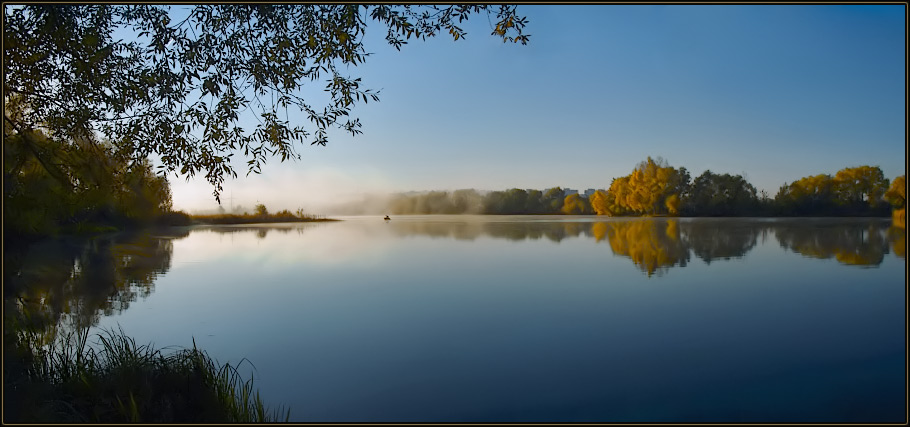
[170,222,393,267]
[73,217,906,422]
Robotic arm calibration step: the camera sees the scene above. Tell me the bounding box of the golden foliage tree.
[665,194,680,216]
[884,175,906,208]
[774,174,836,214]
[605,176,632,216]
[561,193,591,215]
[602,157,686,216]
[885,175,906,229]
[832,166,889,208]
[590,190,611,216]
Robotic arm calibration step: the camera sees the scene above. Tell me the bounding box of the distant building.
[583,188,596,198]
[563,188,578,197]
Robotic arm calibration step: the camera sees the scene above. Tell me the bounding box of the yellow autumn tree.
[885,175,906,207]
[665,194,680,216]
[605,157,685,216]
[590,190,611,216]
[791,174,834,200]
[626,165,657,214]
[606,176,632,216]
[561,193,590,215]
[774,173,836,214]
[884,175,905,228]
[832,165,889,208]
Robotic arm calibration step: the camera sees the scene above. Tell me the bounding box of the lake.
[5,216,906,422]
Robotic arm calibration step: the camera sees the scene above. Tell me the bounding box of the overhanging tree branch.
[4,4,530,201]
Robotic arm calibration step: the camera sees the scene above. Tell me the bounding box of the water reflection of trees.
[887,227,905,259]
[681,220,761,265]
[6,219,899,342]
[484,222,591,243]
[387,218,901,275]
[385,220,593,243]
[4,228,188,345]
[386,221,485,241]
[194,223,330,239]
[596,220,690,277]
[774,220,892,266]
[603,219,897,273]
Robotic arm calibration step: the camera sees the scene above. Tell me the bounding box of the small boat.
[384,215,391,221]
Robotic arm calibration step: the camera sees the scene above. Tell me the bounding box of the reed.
[4,317,290,423]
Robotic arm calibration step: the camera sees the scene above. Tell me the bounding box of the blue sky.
[167,5,906,213]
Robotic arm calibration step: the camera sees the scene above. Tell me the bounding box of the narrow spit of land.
[190,210,338,225]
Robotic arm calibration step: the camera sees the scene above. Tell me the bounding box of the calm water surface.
[7,216,906,422]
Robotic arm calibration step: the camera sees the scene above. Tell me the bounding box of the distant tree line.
[386,188,571,215]
[382,156,905,218]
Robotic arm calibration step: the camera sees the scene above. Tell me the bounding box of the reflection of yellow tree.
[894,209,907,229]
[775,222,889,266]
[887,226,905,259]
[592,222,609,242]
[600,220,689,277]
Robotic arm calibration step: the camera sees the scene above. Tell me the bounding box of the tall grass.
[191,208,333,225]
[4,316,290,423]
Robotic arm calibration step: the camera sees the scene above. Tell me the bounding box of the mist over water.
[169,167,398,215]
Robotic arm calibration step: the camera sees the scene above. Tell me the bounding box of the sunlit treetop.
[3,5,529,201]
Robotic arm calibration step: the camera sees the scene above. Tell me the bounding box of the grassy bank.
[191,208,336,225]
[4,322,289,423]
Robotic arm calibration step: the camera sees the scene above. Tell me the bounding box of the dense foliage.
[773,166,892,217]
[3,119,184,239]
[4,5,529,201]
